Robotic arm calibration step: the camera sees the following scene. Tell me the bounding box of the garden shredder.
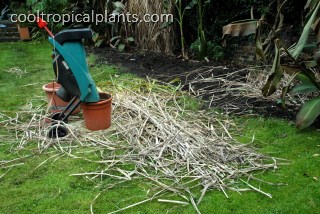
[37,18,100,138]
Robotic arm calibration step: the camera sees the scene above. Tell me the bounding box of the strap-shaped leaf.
[305,0,319,10]
[290,1,320,60]
[296,72,318,83]
[262,40,283,97]
[290,82,319,94]
[304,60,317,68]
[297,97,320,129]
[255,21,266,62]
[185,0,198,10]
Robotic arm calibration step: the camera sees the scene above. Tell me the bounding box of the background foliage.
[8,0,307,56]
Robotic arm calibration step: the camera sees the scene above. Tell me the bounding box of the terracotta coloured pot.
[42,82,81,114]
[81,93,112,131]
[18,25,30,40]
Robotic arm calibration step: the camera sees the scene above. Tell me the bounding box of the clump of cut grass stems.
[0,79,286,213]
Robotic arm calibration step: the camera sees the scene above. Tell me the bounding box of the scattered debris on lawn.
[3,67,28,78]
[0,83,287,213]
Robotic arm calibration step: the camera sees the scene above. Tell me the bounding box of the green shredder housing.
[49,28,100,103]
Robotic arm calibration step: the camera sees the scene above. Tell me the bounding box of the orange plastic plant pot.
[42,82,81,114]
[81,93,112,131]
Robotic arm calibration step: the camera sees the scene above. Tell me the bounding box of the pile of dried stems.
[0,86,285,213]
[177,65,307,114]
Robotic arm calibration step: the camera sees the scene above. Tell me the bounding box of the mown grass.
[0,42,320,213]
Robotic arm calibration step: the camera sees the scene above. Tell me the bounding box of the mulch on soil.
[90,47,298,121]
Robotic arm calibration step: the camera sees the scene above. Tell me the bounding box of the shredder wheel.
[48,124,68,139]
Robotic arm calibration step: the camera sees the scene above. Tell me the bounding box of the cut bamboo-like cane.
[0,78,284,213]
[158,199,189,205]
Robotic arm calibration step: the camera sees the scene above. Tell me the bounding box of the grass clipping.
[0,85,281,213]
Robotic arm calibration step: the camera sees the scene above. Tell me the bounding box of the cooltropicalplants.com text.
[10,10,174,25]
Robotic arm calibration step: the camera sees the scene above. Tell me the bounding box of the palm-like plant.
[262,0,320,129]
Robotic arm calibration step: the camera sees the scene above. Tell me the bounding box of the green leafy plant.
[92,32,105,47]
[175,0,211,60]
[262,0,320,129]
[190,39,224,60]
[22,0,70,35]
[224,0,320,129]
[195,0,211,60]
[91,1,134,50]
[173,0,197,59]
[109,36,134,52]
[27,0,69,13]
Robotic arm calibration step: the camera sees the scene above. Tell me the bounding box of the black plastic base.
[48,123,68,139]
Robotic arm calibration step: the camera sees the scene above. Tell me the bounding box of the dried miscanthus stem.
[158,199,189,205]
[0,86,283,213]
[161,65,308,114]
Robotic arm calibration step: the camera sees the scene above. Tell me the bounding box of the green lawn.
[0,42,320,213]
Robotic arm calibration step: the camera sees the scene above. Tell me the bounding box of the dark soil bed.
[90,47,218,79]
[90,47,298,121]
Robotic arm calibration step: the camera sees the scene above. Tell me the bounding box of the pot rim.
[81,93,112,107]
[42,82,61,92]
